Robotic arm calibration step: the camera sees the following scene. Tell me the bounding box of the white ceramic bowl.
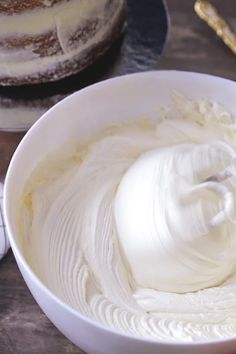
[4,71,236,354]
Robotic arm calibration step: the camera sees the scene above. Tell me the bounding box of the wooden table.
[1,1,236,353]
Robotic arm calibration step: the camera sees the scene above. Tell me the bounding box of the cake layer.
[0,0,125,85]
[0,1,63,14]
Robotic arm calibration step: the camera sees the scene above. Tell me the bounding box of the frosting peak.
[115,141,236,293]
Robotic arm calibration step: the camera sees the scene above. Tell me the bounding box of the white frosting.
[115,142,236,293]
[0,0,124,79]
[18,95,236,342]
[0,0,108,37]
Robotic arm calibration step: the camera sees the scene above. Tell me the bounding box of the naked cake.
[0,0,125,85]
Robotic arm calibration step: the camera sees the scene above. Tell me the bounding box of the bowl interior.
[4,70,236,349]
[6,71,236,240]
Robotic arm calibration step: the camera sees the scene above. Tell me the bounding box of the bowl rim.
[4,69,236,347]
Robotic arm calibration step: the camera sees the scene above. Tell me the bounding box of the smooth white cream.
[18,95,236,342]
[114,142,236,293]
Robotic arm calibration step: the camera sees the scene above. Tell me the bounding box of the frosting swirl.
[19,95,236,341]
[114,141,236,293]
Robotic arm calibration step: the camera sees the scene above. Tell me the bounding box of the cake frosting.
[0,0,125,85]
[18,94,236,342]
[115,141,236,294]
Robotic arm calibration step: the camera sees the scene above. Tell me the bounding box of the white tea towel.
[0,183,10,260]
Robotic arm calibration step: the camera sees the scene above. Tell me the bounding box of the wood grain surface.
[1,1,236,353]
[160,0,236,79]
